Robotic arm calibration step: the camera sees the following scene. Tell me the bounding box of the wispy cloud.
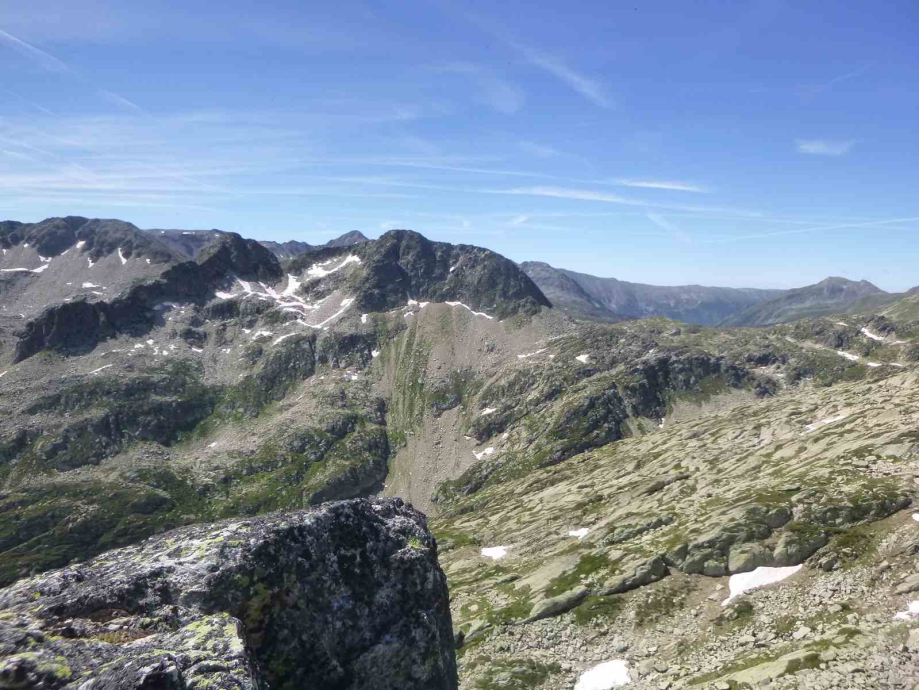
[518,141,560,158]
[498,186,631,204]
[100,90,147,114]
[509,214,529,225]
[512,43,613,108]
[0,28,145,115]
[613,179,709,193]
[2,89,55,115]
[796,139,855,156]
[701,216,919,244]
[803,64,872,96]
[438,62,525,115]
[0,29,72,72]
[647,213,692,243]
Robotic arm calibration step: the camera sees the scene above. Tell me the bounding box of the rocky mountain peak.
[197,231,283,283]
[351,229,551,319]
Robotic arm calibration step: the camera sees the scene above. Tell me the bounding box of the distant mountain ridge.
[720,276,889,327]
[520,261,786,326]
[261,230,369,259]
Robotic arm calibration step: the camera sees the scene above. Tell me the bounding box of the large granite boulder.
[0,498,457,690]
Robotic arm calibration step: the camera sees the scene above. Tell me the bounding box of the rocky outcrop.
[0,498,458,690]
[350,230,551,319]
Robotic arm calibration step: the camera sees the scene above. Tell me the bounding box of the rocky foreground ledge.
[0,498,458,690]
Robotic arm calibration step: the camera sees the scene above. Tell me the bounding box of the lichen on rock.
[0,498,458,690]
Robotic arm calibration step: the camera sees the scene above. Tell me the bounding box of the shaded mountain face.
[261,230,369,259]
[319,229,552,320]
[721,276,888,327]
[521,261,785,325]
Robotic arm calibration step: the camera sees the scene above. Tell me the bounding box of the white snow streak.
[473,447,495,460]
[251,331,273,340]
[517,348,547,360]
[569,528,589,540]
[480,547,508,560]
[836,351,860,362]
[0,371,7,378]
[861,328,884,342]
[82,282,100,288]
[804,414,847,434]
[76,240,86,248]
[306,254,361,278]
[118,247,128,265]
[361,314,368,324]
[480,407,497,416]
[215,291,235,299]
[272,333,297,345]
[444,301,494,320]
[894,601,919,621]
[371,350,380,358]
[912,514,919,523]
[722,565,802,606]
[309,298,354,329]
[574,660,631,690]
[87,257,95,268]
[88,365,114,375]
[575,354,590,364]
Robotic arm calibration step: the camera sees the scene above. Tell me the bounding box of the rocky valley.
[2,216,919,689]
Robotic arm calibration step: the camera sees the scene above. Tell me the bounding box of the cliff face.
[0,498,458,690]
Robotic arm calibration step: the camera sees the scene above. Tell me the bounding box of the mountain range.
[521,261,915,328]
[2,215,919,689]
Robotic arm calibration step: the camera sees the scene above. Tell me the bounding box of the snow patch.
[861,328,884,342]
[76,240,86,249]
[867,362,882,368]
[569,528,589,540]
[281,274,302,296]
[361,314,368,324]
[87,257,95,268]
[722,565,802,606]
[449,264,458,273]
[517,348,547,360]
[82,282,100,289]
[0,371,7,378]
[473,447,495,460]
[574,660,631,690]
[39,255,51,263]
[836,322,849,327]
[912,514,919,523]
[191,347,203,353]
[371,350,380,358]
[804,414,847,434]
[252,330,273,340]
[444,301,494,320]
[118,247,128,265]
[480,407,497,416]
[894,601,919,621]
[215,291,235,299]
[306,254,361,278]
[273,333,297,345]
[480,547,508,561]
[836,351,860,362]
[88,365,113,375]
[575,353,590,364]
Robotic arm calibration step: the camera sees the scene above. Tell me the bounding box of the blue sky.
[2,0,918,290]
